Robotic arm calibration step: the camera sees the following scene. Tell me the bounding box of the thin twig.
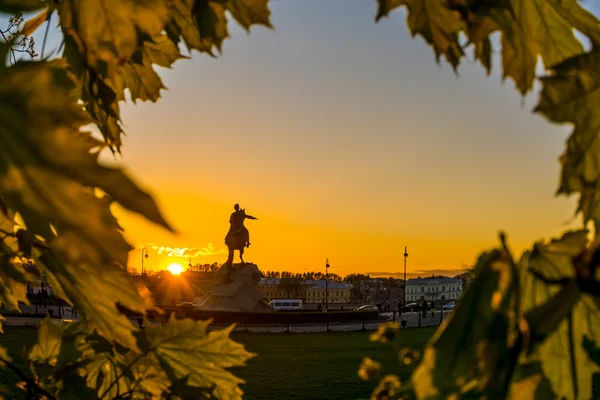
[41,11,52,60]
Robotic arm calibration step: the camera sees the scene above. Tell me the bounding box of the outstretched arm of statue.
[246,215,258,220]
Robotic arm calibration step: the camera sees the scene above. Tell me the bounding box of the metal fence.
[203,310,453,333]
[386,310,452,328]
[1,310,453,333]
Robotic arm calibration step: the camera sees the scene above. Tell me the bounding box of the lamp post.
[325,258,330,312]
[403,246,408,311]
[141,248,149,283]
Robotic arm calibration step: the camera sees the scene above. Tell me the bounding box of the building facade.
[303,280,352,304]
[257,278,288,300]
[257,278,352,304]
[405,277,462,303]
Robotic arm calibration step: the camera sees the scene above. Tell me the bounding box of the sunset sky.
[17,1,599,277]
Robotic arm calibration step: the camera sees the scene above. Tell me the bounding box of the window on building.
[442,286,445,291]
[421,287,424,293]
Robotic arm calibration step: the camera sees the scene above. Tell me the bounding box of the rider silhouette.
[227,204,257,247]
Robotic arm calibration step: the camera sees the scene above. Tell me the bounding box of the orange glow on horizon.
[167,262,184,275]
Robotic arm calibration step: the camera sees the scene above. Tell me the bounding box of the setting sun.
[167,262,184,275]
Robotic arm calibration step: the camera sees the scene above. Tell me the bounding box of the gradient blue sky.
[7,1,599,276]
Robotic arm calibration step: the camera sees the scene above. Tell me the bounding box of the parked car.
[442,302,456,310]
[354,305,378,311]
[404,303,419,312]
[177,302,196,309]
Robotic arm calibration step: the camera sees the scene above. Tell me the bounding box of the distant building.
[257,278,352,304]
[304,280,352,304]
[257,278,287,300]
[405,277,462,303]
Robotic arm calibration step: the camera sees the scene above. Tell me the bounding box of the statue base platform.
[195,263,274,312]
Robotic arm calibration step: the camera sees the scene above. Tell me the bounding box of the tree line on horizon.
[127,263,472,285]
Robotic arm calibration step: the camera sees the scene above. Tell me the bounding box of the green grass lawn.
[0,326,436,400]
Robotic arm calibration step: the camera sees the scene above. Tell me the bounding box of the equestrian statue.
[224,203,257,266]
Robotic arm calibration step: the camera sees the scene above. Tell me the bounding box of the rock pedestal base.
[195,263,273,312]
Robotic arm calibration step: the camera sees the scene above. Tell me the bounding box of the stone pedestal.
[195,263,273,312]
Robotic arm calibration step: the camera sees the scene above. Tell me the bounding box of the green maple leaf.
[535,50,600,228]
[193,0,229,54]
[376,0,597,94]
[376,0,466,69]
[226,0,272,31]
[166,0,229,55]
[57,0,170,73]
[166,0,203,51]
[0,209,32,319]
[63,31,183,147]
[54,321,96,374]
[498,0,588,95]
[29,316,65,366]
[138,317,255,399]
[123,352,171,399]
[143,35,187,69]
[0,0,45,13]
[166,0,272,55]
[520,231,600,400]
[508,362,555,399]
[0,59,172,349]
[85,352,130,399]
[583,336,600,367]
[375,0,403,21]
[115,58,166,103]
[474,36,492,75]
[63,36,126,151]
[114,32,188,103]
[411,244,519,398]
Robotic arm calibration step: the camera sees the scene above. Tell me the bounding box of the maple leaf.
[535,50,600,228]
[113,58,166,103]
[142,35,187,69]
[0,208,32,314]
[520,231,600,400]
[226,0,272,31]
[0,59,171,349]
[166,0,273,55]
[499,0,588,95]
[57,0,170,74]
[474,36,492,75]
[29,317,64,366]
[0,0,45,13]
[376,0,466,69]
[138,317,255,399]
[411,245,519,397]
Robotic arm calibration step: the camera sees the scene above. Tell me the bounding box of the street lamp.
[403,246,408,311]
[141,248,149,283]
[325,258,330,312]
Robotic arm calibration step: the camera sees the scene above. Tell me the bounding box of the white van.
[269,299,303,311]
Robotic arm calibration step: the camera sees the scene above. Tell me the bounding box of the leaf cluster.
[362,2,600,398]
[365,232,600,400]
[1,0,600,399]
[0,0,270,398]
[16,316,253,399]
[376,0,600,235]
